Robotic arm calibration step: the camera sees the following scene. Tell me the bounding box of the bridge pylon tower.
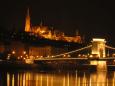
[91,38,106,58]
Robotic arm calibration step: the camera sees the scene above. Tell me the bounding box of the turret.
[25,8,31,32]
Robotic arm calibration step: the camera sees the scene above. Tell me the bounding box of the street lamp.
[23,51,26,54]
[12,51,16,54]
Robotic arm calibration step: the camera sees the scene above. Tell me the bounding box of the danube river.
[0,70,115,86]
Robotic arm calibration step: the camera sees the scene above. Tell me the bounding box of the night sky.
[0,0,115,45]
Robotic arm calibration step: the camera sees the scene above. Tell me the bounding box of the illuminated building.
[29,46,52,57]
[24,8,82,43]
[0,41,69,59]
[29,46,68,58]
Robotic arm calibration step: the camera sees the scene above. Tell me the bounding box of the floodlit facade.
[29,46,52,57]
[29,46,68,58]
[91,38,106,58]
[24,8,82,43]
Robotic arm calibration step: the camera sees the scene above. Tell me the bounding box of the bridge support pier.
[90,61,107,71]
[91,38,107,71]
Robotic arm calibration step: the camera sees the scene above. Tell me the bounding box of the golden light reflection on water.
[3,71,115,86]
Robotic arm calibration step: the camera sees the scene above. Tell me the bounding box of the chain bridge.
[33,38,115,71]
[35,38,115,59]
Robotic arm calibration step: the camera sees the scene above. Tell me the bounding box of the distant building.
[28,46,68,58]
[9,41,26,57]
[29,46,52,57]
[24,8,82,43]
[0,40,72,59]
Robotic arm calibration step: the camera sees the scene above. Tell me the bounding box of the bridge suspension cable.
[105,45,115,50]
[52,45,92,58]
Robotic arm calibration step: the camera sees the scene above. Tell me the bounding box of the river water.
[0,70,115,86]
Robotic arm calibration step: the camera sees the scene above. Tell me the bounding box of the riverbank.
[1,60,115,71]
[0,60,97,71]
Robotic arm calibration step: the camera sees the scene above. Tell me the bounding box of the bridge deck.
[34,57,115,61]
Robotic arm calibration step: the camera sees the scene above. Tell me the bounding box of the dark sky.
[0,0,115,45]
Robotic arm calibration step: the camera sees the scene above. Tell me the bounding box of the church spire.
[25,8,31,32]
[40,20,43,27]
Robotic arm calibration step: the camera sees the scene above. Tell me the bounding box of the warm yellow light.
[25,59,33,64]
[67,54,71,57]
[12,51,15,54]
[17,57,20,59]
[63,54,66,57]
[23,51,26,54]
[40,30,45,34]
[78,54,81,57]
[40,56,43,58]
[90,61,98,65]
[97,61,107,71]
[47,55,50,58]
[51,56,54,58]
[89,55,93,57]
[92,38,105,42]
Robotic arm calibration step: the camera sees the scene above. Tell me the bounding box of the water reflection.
[0,71,115,86]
